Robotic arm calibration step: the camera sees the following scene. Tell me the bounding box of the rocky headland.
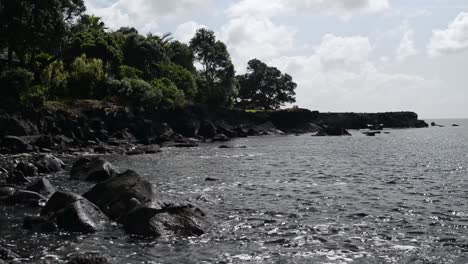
[0,103,428,263]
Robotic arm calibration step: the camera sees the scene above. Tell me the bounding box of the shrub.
[41,60,68,98]
[20,85,48,106]
[116,78,162,108]
[67,54,105,99]
[0,68,34,103]
[118,65,143,79]
[159,63,197,100]
[151,78,185,109]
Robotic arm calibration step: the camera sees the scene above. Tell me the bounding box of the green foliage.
[237,59,296,110]
[151,78,185,109]
[67,55,105,99]
[167,41,195,72]
[159,63,197,100]
[67,27,123,69]
[20,85,48,106]
[41,60,69,98]
[190,28,237,107]
[0,0,86,65]
[0,68,34,102]
[122,34,169,80]
[119,65,143,79]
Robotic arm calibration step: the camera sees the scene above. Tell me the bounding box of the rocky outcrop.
[70,158,118,182]
[83,170,161,220]
[14,162,38,177]
[122,202,208,237]
[0,246,20,262]
[314,125,351,136]
[39,191,109,233]
[5,190,47,206]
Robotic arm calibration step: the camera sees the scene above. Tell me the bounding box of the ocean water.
[1,119,468,263]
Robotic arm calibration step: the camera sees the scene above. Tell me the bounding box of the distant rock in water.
[314,125,351,136]
[452,124,460,127]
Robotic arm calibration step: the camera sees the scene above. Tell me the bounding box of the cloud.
[428,12,468,57]
[174,21,208,43]
[396,28,419,61]
[266,34,435,113]
[219,15,296,72]
[84,0,212,33]
[227,0,390,19]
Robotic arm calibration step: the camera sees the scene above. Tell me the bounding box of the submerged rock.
[83,170,161,220]
[34,154,64,173]
[40,191,109,233]
[67,252,114,264]
[70,158,118,182]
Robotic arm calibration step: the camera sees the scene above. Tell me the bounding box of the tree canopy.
[190,28,237,107]
[0,1,297,112]
[237,59,297,110]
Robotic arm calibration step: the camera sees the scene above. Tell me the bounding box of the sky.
[84,0,468,118]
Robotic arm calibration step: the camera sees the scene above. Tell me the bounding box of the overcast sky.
[84,0,468,118]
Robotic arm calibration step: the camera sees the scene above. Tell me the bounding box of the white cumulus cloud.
[428,12,468,57]
[227,0,390,19]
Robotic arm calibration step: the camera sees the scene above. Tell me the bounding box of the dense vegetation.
[0,0,297,111]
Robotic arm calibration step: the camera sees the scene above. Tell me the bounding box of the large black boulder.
[34,154,65,173]
[40,191,109,233]
[122,203,209,237]
[315,126,351,136]
[0,136,33,154]
[70,158,118,182]
[83,170,162,220]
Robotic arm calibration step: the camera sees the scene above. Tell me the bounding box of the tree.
[121,34,169,80]
[167,41,195,72]
[237,59,296,110]
[190,28,236,107]
[0,0,85,66]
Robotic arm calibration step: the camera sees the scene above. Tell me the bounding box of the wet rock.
[67,252,114,264]
[122,203,209,237]
[94,145,112,154]
[34,154,64,173]
[247,128,259,136]
[111,129,136,142]
[41,191,109,233]
[6,190,47,206]
[205,177,219,182]
[33,135,56,149]
[4,116,38,136]
[70,158,118,182]
[212,134,229,142]
[0,246,20,261]
[0,136,34,154]
[198,121,217,139]
[218,145,231,149]
[83,170,161,220]
[0,187,15,200]
[173,142,199,148]
[26,178,55,197]
[217,125,236,138]
[452,124,460,127]
[234,126,248,137]
[126,145,161,155]
[6,170,30,185]
[314,126,351,136]
[23,215,57,232]
[14,162,38,177]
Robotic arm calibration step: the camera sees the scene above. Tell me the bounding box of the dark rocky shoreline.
[0,104,428,263]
